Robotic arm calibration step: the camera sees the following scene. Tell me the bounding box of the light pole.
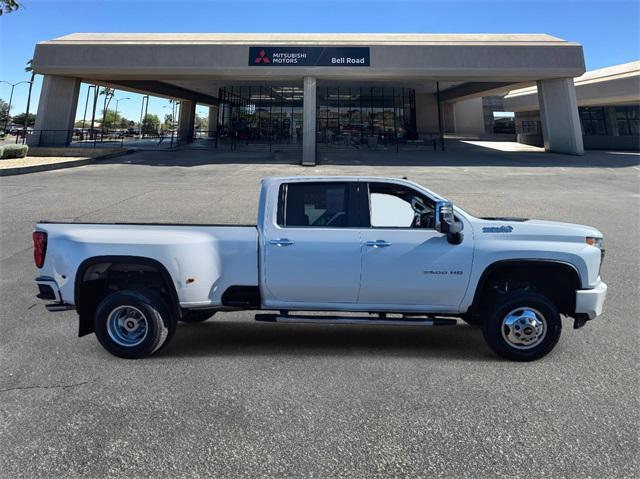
[113,97,130,130]
[0,80,32,133]
[139,95,149,138]
[171,100,180,147]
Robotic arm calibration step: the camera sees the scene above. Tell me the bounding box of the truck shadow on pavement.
[161,321,495,361]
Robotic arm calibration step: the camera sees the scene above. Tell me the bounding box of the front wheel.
[94,289,177,359]
[482,291,561,361]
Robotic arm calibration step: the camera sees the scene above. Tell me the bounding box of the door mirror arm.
[435,200,464,244]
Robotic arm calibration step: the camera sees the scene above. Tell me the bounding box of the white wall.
[415,93,439,133]
[452,97,485,134]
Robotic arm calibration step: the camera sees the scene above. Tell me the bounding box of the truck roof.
[261,176,445,201]
[264,175,404,182]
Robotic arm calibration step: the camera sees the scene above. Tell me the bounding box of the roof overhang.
[32,33,586,103]
[504,61,640,111]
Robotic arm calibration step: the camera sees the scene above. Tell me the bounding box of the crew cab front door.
[262,181,364,306]
[358,182,473,310]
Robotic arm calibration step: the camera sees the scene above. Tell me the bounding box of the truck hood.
[474,217,603,239]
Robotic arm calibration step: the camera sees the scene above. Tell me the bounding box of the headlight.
[586,236,603,249]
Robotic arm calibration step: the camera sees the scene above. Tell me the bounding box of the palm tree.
[22,59,35,141]
[99,87,115,133]
[0,0,21,15]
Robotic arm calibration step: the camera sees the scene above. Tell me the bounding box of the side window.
[368,182,435,229]
[278,182,351,228]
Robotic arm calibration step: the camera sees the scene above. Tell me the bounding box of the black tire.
[94,289,177,359]
[180,310,216,323]
[482,290,562,361]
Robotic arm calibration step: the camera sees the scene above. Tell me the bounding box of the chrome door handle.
[366,240,391,248]
[269,238,295,247]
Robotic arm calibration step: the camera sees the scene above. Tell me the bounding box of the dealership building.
[31,33,589,164]
[505,61,639,151]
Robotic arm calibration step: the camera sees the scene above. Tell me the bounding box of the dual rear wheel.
[94,289,214,359]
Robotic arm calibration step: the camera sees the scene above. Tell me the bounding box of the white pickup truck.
[33,176,607,361]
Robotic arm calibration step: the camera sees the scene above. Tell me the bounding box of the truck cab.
[258,177,473,313]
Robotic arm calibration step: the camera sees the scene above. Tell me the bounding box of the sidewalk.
[0,148,132,176]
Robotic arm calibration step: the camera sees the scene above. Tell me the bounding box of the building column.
[208,106,218,138]
[537,78,584,155]
[29,75,81,146]
[302,76,316,166]
[178,100,196,143]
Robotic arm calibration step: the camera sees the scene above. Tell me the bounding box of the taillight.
[33,231,47,268]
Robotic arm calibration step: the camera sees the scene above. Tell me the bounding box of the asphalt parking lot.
[1,144,638,478]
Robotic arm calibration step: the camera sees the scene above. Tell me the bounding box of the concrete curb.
[0,149,135,176]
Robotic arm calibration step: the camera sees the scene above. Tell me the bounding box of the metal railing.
[11,129,181,150]
[197,129,444,152]
[6,128,445,153]
[317,131,443,152]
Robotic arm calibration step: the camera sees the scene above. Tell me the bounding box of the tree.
[99,87,115,132]
[163,113,173,131]
[0,99,9,125]
[97,109,132,130]
[119,117,131,129]
[101,109,124,129]
[0,0,21,15]
[141,113,160,135]
[195,114,208,131]
[11,112,35,127]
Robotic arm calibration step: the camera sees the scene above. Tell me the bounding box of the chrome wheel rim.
[501,307,547,350]
[107,305,148,347]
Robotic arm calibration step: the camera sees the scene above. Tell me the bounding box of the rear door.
[261,181,364,306]
[358,181,473,310]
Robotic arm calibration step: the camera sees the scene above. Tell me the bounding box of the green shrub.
[1,144,29,159]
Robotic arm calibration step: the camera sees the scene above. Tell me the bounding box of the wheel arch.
[75,255,181,337]
[469,259,582,316]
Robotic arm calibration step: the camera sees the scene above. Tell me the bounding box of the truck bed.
[35,222,259,308]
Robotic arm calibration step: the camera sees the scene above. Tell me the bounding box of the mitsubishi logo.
[254,49,271,64]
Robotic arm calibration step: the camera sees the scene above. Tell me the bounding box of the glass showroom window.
[316,87,417,145]
[579,107,607,135]
[217,86,303,144]
[519,120,539,134]
[615,105,640,136]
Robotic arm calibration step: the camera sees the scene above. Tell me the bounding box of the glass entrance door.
[316,86,417,148]
[217,86,304,148]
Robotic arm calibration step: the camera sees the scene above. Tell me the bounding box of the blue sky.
[1,0,638,123]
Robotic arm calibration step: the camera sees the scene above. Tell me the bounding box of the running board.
[255,314,457,326]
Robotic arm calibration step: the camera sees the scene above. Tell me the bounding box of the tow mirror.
[435,201,464,244]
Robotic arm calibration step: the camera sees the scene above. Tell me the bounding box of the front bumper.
[575,279,608,320]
